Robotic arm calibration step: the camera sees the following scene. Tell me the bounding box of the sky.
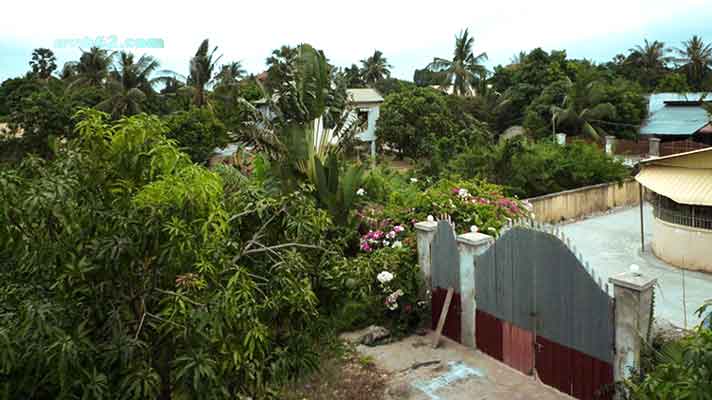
[2,0,712,83]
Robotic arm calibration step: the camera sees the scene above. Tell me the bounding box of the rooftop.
[346,88,384,104]
[640,92,712,136]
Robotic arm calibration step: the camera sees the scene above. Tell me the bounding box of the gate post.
[457,231,494,348]
[609,270,656,384]
[415,220,438,288]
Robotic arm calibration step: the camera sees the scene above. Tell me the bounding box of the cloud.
[1,0,711,81]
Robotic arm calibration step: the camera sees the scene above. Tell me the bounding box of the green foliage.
[655,73,691,93]
[448,139,630,198]
[312,153,365,226]
[29,48,57,80]
[627,327,712,399]
[163,107,229,164]
[0,109,356,399]
[377,86,455,159]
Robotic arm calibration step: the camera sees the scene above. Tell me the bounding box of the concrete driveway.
[351,333,569,400]
[560,203,712,328]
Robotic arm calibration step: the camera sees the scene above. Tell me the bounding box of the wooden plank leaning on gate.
[432,287,454,348]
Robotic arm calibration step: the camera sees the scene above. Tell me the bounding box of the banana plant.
[312,152,364,226]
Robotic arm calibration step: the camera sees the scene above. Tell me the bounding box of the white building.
[346,88,384,158]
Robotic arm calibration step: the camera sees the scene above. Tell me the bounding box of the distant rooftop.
[347,88,384,104]
[640,92,712,136]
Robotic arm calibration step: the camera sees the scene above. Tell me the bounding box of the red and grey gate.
[429,221,615,400]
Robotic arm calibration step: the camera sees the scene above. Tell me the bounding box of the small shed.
[346,88,384,158]
[636,147,712,272]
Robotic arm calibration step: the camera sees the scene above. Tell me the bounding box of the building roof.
[346,88,384,104]
[640,93,712,136]
[636,147,712,206]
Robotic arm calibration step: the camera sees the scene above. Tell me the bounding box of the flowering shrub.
[359,223,407,252]
[374,178,531,236]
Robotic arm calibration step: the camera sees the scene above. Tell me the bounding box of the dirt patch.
[280,347,390,400]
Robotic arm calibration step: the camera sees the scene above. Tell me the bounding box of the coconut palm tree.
[214,61,246,89]
[627,39,670,87]
[359,50,392,85]
[188,39,222,107]
[550,77,616,141]
[428,29,488,96]
[66,47,115,88]
[675,35,712,90]
[97,52,160,118]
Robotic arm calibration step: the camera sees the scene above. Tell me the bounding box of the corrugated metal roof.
[636,166,712,206]
[639,147,712,168]
[636,147,712,205]
[346,88,384,104]
[640,92,712,136]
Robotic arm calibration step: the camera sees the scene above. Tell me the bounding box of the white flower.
[387,302,398,311]
[377,271,394,284]
[470,225,479,233]
[457,188,470,198]
[386,231,396,239]
[427,215,435,222]
[392,240,403,248]
[410,177,418,183]
[356,188,366,196]
[383,240,390,247]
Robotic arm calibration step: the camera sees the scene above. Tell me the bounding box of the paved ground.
[347,332,569,400]
[560,203,712,328]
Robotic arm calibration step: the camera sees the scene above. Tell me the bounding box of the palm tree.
[66,47,115,88]
[188,39,222,107]
[97,52,160,118]
[675,35,712,90]
[359,50,392,85]
[428,29,488,96]
[627,39,670,87]
[509,51,527,66]
[214,61,246,89]
[550,77,616,141]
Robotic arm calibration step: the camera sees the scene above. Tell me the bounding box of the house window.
[653,193,712,230]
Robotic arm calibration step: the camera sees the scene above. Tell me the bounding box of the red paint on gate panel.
[431,287,462,343]
[536,335,614,400]
[475,310,503,360]
[502,321,534,375]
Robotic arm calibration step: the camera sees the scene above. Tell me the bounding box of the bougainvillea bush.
[343,174,532,334]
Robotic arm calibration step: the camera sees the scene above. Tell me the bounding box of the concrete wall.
[527,179,640,223]
[651,217,712,272]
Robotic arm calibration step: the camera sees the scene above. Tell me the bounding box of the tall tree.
[428,29,488,96]
[66,47,115,88]
[214,61,246,89]
[676,35,712,90]
[343,64,365,87]
[359,50,392,85]
[98,52,160,118]
[29,48,57,80]
[188,39,222,106]
[627,39,670,88]
[550,76,616,141]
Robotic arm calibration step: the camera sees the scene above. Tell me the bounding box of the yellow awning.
[636,166,712,206]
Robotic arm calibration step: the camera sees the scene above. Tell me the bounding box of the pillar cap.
[457,232,494,247]
[609,271,657,291]
[414,220,437,232]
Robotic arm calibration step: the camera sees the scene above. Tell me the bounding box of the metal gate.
[474,226,615,400]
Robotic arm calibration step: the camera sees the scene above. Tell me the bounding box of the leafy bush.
[376,86,455,159]
[448,138,630,198]
[164,107,229,164]
[0,109,349,399]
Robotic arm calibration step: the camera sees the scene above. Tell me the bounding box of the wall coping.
[457,232,494,247]
[525,178,635,203]
[609,271,656,292]
[414,221,437,232]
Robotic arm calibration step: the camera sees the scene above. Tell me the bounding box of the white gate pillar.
[609,270,656,384]
[457,231,494,348]
[415,220,437,288]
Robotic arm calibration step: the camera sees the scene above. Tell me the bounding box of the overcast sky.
[2,0,712,82]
